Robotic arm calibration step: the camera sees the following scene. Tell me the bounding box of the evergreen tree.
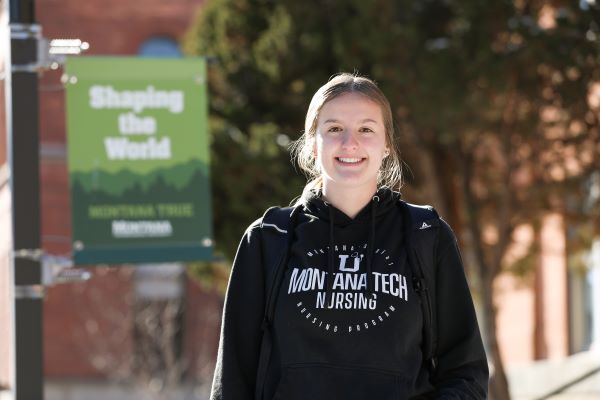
[184,1,600,398]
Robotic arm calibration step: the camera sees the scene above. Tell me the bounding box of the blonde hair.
[290,73,402,202]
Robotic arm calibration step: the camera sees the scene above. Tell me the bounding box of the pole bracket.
[14,285,44,299]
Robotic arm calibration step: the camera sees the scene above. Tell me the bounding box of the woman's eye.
[328,126,342,133]
[359,127,374,133]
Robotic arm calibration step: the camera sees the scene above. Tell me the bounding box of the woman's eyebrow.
[322,118,379,124]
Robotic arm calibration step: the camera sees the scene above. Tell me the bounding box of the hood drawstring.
[324,195,380,304]
[366,195,379,297]
[326,206,335,305]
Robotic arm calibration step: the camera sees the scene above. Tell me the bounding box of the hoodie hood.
[302,187,401,226]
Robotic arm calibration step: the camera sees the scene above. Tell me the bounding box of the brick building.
[36,0,227,397]
[2,0,224,398]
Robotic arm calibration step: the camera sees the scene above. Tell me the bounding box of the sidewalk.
[546,369,600,399]
[508,350,600,400]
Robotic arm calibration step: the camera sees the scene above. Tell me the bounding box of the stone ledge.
[508,350,600,400]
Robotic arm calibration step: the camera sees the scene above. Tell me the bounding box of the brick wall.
[44,268,135,378]
[183,278,223,385]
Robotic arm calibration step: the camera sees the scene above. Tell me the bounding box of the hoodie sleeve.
[430,219,489,399]
[210,221,265,400]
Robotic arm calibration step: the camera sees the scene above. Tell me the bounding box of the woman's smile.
[335,157,366,165]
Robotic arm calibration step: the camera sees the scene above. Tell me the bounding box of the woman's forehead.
[319,93,384,122]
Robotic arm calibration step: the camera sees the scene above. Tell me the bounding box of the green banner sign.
[65,57,212,265]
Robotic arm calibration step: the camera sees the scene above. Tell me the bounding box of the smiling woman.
[292,74,401,217]
[210,73,489,400]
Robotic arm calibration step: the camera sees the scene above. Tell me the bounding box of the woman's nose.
[341,131,359,149]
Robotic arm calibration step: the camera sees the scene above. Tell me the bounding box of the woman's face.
[314,93,389,193]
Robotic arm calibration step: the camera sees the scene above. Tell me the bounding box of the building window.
[133,263,186,384]
[138,37,182,58]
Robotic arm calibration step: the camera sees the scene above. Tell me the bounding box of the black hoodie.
[210,188,488,399]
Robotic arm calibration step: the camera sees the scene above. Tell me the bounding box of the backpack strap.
[260,206,296,325]
[399,200,440,372]
[255,206,296,400]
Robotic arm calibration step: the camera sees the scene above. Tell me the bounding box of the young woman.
[210,73,489,399]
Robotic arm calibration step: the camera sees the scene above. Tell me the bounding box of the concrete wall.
[0,183,13,391]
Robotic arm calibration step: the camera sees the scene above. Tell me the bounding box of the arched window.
[138,37,182,58]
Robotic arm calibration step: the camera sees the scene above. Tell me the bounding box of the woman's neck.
[321,181,377,219]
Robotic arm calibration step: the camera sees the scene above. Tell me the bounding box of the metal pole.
[6,0,43,398]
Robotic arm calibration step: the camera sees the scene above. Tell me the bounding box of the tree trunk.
[482,273,512,400]
[460,151,513,400]
[397,122,449,218]
[403,118,515,399]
